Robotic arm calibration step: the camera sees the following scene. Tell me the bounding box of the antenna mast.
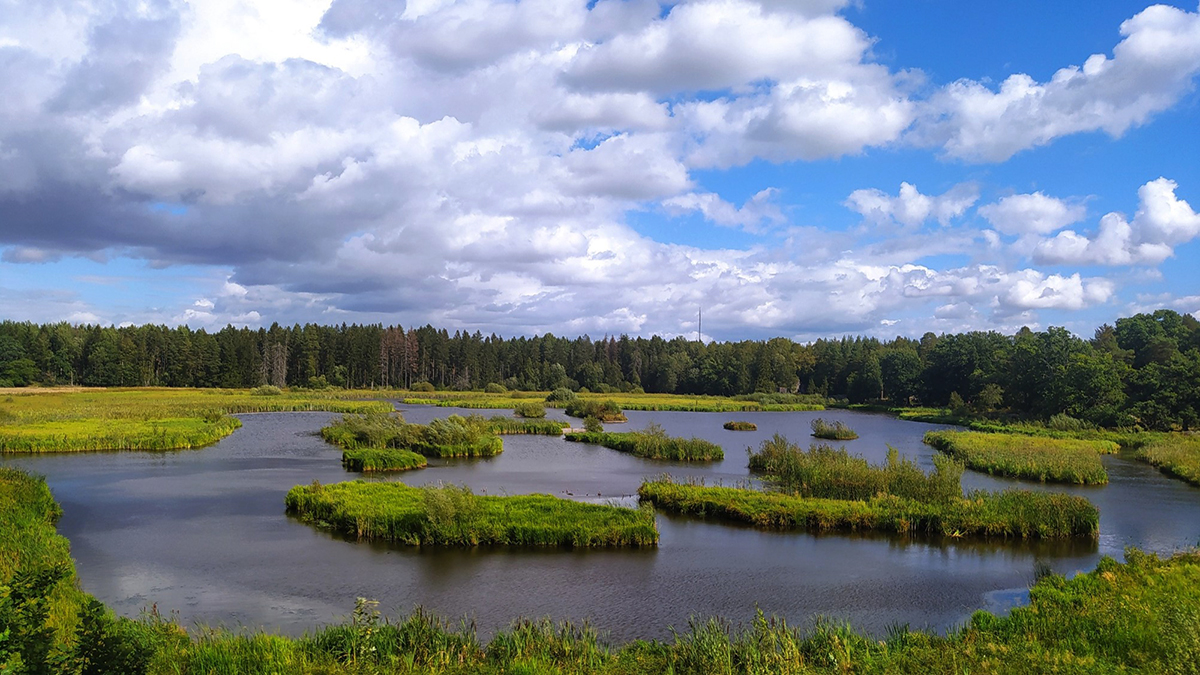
[698,306,702,343]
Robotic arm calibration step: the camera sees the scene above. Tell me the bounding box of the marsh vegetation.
[923,430,1116,484]
[565,423,724,461]
[723,420,757,431]
[809,418,858,440]
[321,413,504,458]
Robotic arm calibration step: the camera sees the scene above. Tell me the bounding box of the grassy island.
[564,398,628,422]
[565,423,724,461]
[809,418,858,441]
[723,421,757,431]
[341,448,428,472]
[285,480,658,547]
[924,430,1117,485]
[639,478,1097,539]
[1135,434,1200,486]
[484,415,569,435]
[322,413,504,458]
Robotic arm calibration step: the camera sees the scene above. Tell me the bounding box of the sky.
[1,0,1199,342]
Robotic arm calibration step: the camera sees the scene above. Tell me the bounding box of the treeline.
[1,309,1198,429]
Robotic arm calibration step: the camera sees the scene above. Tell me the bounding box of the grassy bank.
[1136,434,1200,486]
[924,431,1117,484]
[639,478,1098,539]
[394,390,827,413]
[341,448,428,472]
[0,388,393,453]
[723,420,756,431]
[286,480,658,547]
[749,435,962,503]
[565,423,724,461]
[322,413,504,458]
[809,418,858,441]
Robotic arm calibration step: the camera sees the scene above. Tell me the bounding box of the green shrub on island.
[341,448,427,472]
[250,384,284,396]
[810,418,858,440]
[322,413,503,458]
[285,480,658,547]
[484,382,507,394]
[513,400,546,418]
[583,415,604,433]
[1136,434,1200,486]
[924,430,1115,485]
[564,398,627,422]
[724,420,757,431]
[565,422,724,461]
[639,478,1098,539]
[749,435,962,504]
[545,387,577,403]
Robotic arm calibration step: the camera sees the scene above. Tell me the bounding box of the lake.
[3,405,1198,643]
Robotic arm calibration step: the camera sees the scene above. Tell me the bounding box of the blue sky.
[1,0,1199,341]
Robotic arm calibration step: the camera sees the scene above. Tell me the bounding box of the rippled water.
[3,405,1198,642]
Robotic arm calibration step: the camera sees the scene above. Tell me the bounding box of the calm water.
[3,406,1199,643]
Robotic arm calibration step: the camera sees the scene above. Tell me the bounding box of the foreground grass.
[286,480,658,547]
[639,478,1098,539]
[322,413,504,458]
[0,388,393,453]
[565,423,724,461]
[4,467,1199,674]
[341,448,428,472]
[924,431,1117,484]
[1136,434,1200,486]
[749,436,962,504]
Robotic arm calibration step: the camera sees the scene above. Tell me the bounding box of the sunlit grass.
[565,423,724,461]
[1136,434,1200,486]
[341,448,428,472]
[924,431,1116,484]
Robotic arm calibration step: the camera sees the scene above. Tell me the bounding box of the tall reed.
[341,448,427,472]
[809,418,858,440]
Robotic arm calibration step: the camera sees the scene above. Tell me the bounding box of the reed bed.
[809,418,858,440]
[565,423,724,461]
[639,478,1098,539]
[322,413,504,458]
[1135,434,1200,486]
[563,399,627,422]
[341,448,428,472]
[723,420,757,431]
[484,416,567,435]
[285,480,658,547]
[924,431,1116,484]
[749,435,962,503]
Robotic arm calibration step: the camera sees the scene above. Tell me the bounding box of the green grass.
[809,418,858,441]
[485,416,568,435]
[639,478,1098,539]
[565,423,724,461]
[285,480,659,547]
[1135,434,1200,486]
[924,430,1117,484]
[322,413,505,458]
[394,390,827,413]
[0,388,393,454]
[749,435,963,504]
[341,448,428,472]
[723,421,757,431]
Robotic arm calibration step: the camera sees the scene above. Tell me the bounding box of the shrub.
[513,401,546,418]
[564,398,626,422]
[411,381,436,393]
[583,416,604,433]
[810,418,858,440]
[484,383,507,394]
[724,421,757,431]
[250,384,284,396]
[545,387,577,403]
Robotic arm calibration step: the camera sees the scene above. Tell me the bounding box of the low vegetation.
[639,478,1098,539]
[749,436,962,504]
[3,466,1197,673]
[484,415,567,435]
[564,398,627,422]
[512,401,546,418]
[723,420,757,431]
[322,413,504,458]
[1135,434,1200,486]
[565,423,724,461]
[341,448,427,472]
[924,430,1116,485]
[285,480,658,547]
[809,418,858,440]
[396,390,828,413]
[0,388,393,454]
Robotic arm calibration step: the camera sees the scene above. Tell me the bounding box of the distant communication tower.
[697,306,702,344]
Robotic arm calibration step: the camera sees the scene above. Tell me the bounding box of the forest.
[1,309,1198,430]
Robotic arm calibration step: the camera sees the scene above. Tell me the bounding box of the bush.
[810,418,858,440]
[513,401,546,419]
[545,387,577,403]
[484,383,507,394]
[411,382,436,393]
[723,421,757,431]
[250,385,283,396]
[1048,413,1093,432]
[564,398,626,422]
[583,416,604,433]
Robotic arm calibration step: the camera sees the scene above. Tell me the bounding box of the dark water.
[3,406,1198,643]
